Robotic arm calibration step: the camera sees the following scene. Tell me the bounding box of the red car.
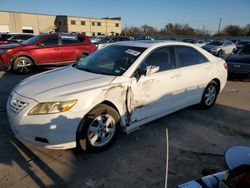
[0,33,96,74]
[0,33,34,45]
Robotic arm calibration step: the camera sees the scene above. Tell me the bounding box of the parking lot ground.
[0,68,249,188]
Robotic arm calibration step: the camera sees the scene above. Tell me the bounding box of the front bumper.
[7,91,82,149]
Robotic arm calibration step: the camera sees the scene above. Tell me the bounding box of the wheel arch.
[11,54,36,67]
[75,100,123,151]
[76,52,89,60]
[211,78,221,92]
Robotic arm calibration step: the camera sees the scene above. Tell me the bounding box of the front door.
[34,35,60,64]
[127,46,182,123]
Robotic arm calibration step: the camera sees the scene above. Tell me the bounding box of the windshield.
[208,41,223,46]
[74,45,146,76]
[239,46,250,55]
[21,35,43,45]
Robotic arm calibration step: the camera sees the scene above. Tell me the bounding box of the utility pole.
[218,18,222,33]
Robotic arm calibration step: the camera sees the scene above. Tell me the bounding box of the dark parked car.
[0,33,96,74]
[226,44,250,76]
[0,33,34,45]
[94,36,134,49]
[236,40,250,52]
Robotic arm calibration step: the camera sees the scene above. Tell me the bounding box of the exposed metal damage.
[101,82,148,129]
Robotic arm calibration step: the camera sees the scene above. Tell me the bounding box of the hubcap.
[204,85,216,106]
[16,59,31,73]
[87,114,116,147]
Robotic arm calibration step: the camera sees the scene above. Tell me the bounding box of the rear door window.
[61,35,79,45]
[41,35,59,47]
[175,46,208,67]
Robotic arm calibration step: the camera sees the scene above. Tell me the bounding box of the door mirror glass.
[145,66,159,76]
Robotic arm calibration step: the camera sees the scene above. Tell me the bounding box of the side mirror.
[34,43,44,48]
[145,66,159,76]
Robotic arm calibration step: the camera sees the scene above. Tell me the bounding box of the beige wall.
[37,15,56,33]
[68,16,121,36]
[0,11,121,36]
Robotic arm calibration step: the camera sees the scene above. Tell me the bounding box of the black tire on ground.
[12,56,33,74]
[77,104,120,152]
[77,53,87,62]
[199,81,219,109]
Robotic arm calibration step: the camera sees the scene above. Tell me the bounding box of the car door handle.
[170,74,180,79]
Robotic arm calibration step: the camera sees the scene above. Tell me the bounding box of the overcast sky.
[1,0,250,32]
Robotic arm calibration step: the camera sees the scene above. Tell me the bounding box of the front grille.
[9,95,28,113]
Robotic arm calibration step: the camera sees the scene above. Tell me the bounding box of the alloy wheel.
[204,85,217,106]
[87,114,116,147]
[16,59,32,74]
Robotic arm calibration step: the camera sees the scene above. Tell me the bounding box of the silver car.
[202,40,236,56]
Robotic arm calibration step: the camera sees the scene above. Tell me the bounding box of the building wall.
[68,16,121,36]
[36,15,56,33]
[0,11,121,36]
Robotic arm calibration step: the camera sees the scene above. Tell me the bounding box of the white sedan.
[7,41,228,152]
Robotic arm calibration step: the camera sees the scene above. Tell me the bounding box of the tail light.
[224,62,228,70]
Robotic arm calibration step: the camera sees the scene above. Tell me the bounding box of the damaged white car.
[7,41,227,152]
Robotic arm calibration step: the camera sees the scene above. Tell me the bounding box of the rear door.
[174,45,213,105]
[34,35,60,64]
[58,34,81,63]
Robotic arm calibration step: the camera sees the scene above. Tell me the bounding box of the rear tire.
[12,56,33,74]
[77,104,120,152]
[199,81,219,109]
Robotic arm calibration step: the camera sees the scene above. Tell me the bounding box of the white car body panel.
[7,41,228,149]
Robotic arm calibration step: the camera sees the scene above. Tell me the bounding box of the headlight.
[28,99,77,115]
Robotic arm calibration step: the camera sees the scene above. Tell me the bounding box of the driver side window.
[142,46,176,72]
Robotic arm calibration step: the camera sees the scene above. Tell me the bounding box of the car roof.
[112,40,194,48]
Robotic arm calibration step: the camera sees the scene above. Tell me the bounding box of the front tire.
[77,104,120,152]
[199,81,219,109]
[12,56,33,74]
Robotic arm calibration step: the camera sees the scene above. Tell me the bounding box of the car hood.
[0,43,21,49]
[226,54,250,64]
[14,66,116,101]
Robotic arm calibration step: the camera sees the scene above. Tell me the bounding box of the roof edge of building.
[0,10,121,21]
